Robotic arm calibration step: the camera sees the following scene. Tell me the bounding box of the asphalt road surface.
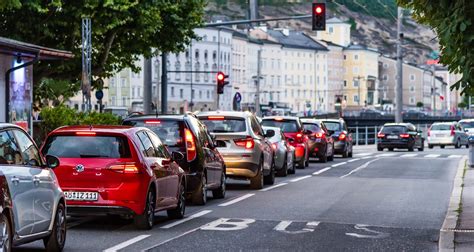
[16,145,466,252]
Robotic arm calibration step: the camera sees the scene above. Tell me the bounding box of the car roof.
[300,118,321,124]
[262,116,299,121]
[123,114,186,121]
[197,110,253,118]
[50,125,135,134]
[0,123,25,130]
[320,118,344,123]
[383,123,413,127]
[459,119,474,122]
[432,122,456,125]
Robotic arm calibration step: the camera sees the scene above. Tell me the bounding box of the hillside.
[205,0,438,64]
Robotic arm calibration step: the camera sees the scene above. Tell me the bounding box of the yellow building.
[315,17,351,47]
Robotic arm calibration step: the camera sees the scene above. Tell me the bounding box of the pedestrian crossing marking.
[424,154,440,158]
[353,153,373,157]
[375,153,396,157]
[400,154,418,158]
[448,155,462,158]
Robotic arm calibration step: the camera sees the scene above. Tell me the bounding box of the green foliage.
[39,105,121,137]
[458,102,467,109]
[332,0,397,20]
[34,78,81,106]
[416,102,424,108]
[0,0,205,90]
[398,0,474,94]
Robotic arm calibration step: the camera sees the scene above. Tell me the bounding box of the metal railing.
[348,124,431,145]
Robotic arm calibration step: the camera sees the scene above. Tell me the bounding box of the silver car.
[0,124,66,251]
[263,126,295,176]
[427,122,469,149]
[459,119,474,136]
[198,111,275,189]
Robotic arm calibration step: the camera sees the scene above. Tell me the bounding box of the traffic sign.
[234,92,242,103]
[95,90,104,100]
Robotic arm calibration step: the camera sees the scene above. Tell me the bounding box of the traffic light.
[216,71,229,94]
[312,2,326,31]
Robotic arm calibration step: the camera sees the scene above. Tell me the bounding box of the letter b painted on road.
[201,218,255,231]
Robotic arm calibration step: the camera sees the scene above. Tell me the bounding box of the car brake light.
[400,133,410,138]
[208,116,224,120]
[275,117,284,121]
[76,131,96,136]
[108,163,140,173]
[272,143,277,150]
[339,133,346,141]
[145,120,161,124]
[377,132,385,138]
[234,137,255,149]
[185,128,196,162]
[451,126,455,136]
[314,132,324,138]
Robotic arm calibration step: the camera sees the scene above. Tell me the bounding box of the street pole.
[395,7,403,123]
[255,49,262,117]
[144,57,152,114]
[432,64,436,116]
[161,53,168,114]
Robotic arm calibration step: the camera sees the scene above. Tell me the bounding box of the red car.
[261,116,309,168]
[40,125,186,229]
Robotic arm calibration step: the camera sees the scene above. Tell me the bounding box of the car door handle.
[11,177,20,184]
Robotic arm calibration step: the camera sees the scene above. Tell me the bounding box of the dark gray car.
[0,124,65,251]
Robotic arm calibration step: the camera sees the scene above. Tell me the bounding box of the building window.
[175,61,181,80]
[192,89,195,99]
[410,97,415,104]
[410,86,415,92]
[383,63,388,69]
[329,27,334,33]
[353,80,359,87]
[171,87,175,97]
[195,49,199,59]
[111,96,116,106]
[122,97,127,106]
[110,78,115,87]
[213,36,216,42]
[180,89,184,99]
[207,90,210,99]
[344,80,347,87]
[121,78,126,87]
[212,51,217,61]
[353,67,359,74]
[343,55,347,60]
[199,90,202,99]
[383,74,388,81]
[354,95,359,103]
[410,74,416,81]
[354,54,359,60]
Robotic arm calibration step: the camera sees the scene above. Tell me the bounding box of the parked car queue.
[0,113,354,251]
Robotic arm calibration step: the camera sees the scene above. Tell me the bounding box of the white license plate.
[387,135,399,139]
[65,191,98,201]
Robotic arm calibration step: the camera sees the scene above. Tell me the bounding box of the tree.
[0,0,205,91]
[416,101,424,108]
[397,0,474,94]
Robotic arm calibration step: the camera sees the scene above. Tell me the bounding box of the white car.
[459,119,474,135]
[427,122,469,149]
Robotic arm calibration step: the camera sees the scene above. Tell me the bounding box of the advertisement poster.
[9,60,33,134]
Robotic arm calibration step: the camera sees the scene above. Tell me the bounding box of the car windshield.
[42,135,131,158]
[382,126,407,134]
[323,122,341,131]
[200,118,247,133]
[303,123,321,133]
[431,124,452,131]
[123,120,184,147]
[460,121,474,129]
[261,120,298,133]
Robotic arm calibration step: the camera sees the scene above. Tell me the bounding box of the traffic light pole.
[395,7,403,123]
[255,49,262,117]
[161,53,168,114]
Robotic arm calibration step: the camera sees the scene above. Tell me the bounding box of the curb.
[439,157,467,252]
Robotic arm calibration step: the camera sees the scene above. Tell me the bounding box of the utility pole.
[395,7,403,123]
[144,57,152,114]
[161,53,168,114]
[255,49,262,117]
[431,65,436,116]
[81,18,92,112]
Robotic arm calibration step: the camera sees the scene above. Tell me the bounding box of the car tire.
[455,139,461,149]
[250,159,264,189]
[348,149,353,158]
[288,158,296,175]
[342,147,349,158]
[328,148,334,161]
[44,202,67,251]
[466,144,470,148]
[320,152,328,163]
[192,173,207,205]
[418,141,424,151]
[264,161,275,185]
[440,145,445,149]
[428,144,434,149]
[212,172,226,199]
[377,146,383,151]
[388,148,394,151]
[408,145,414,152]
[134,190,155,229]
[1,213,12,252]
[276,157,288,177]
[168,183,186,219]
[297,156,305,169]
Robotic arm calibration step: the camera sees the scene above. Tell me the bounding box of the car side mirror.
[265,129,275,138]
[465,129,469,133]
[171,151,184,161]
[45,155,60,169]
[288,137,295,143]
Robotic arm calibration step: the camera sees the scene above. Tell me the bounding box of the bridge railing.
[348,124,431,145]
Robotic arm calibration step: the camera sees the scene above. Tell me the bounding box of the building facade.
[315,17,351,47]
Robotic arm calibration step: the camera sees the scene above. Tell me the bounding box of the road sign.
[95,90,104,100]
[234,92,242,103]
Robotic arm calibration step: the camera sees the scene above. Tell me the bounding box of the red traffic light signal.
[216,71,229,94]
[312,3,326,31]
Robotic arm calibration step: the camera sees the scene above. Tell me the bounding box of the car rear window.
[460,121,474,129]
[431,124,452,131]
[302,123,321,133]
[322,121,341,131]
[123,120,184,147]
[261,120,299,133]
[42,135,131,158]
[200,117,247,133]
[381,126,407,134]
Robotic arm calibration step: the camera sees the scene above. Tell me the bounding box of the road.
[16,145,466,251]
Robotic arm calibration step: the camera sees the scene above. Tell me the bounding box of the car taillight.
[185,128,196,162]
[296,132,304,143]
[451,126,455,136]
[271,143,277,150]
[234,137,255,149]
[145,120,161,124]
[76,131,96,136]
[377,132,385,138]
[339,133,346,141]
[108,163,140,173]
[314,132,324,138]
[400,133,410,138]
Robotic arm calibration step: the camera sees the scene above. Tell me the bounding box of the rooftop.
[266,30,328,51]
[0,36,73,59]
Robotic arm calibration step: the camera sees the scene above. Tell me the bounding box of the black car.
[321,119,353,158]
[123,113,226,205]
[300,119,334,163]
[377,123,424,152]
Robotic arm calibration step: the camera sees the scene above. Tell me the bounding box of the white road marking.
[161,210,212,229]
[347,158,361,163]
[218,193,255,207]
[345,224,390,239]
[361,156,373,160]
[274,221,320,234]
[259,183,288,192]
[448,155,463,158]
[425,154,440,158]
[104,235,150,252]
[313,167,331,175]
[201,218,255,231]
[340,158,380,178]
[290,175,312,182]
[376,153,396,157]
[331,162,347,167]
[400,154,418,158]
[354,153,373,157]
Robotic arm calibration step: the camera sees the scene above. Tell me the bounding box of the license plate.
[387,135,399,139]
[315,138,321,142]
[65,191,98,201]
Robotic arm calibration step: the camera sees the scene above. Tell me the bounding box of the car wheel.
[342,147,349,158]
[276,156,288,177]
[408,145,414,152]
[250,159,264,189]
[304,153,309,167]
[192,173,207,205]
[1,213,12,252]
[264,160,275,185]
[455,139,461,149]
[297,156,305,169]
[388,148,394,151]
[212,172,226,199]
[440,145,445,149]
[135,190,155,229]
[466,143,470,148]
[348,148,353,158]
[428,144,434,149]
[320,152,328,163]
[168,183,186,219]
[377,146,383,151]
[288,157,296,175]
[418,141,424,151]
[328,148,334,161]
[44,202,67,251]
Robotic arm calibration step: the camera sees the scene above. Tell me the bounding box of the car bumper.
[67,205,136,216]
[427,137,455,145]
[225,162,260,178]
[378,140,413,148]
[333,141,348,153]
